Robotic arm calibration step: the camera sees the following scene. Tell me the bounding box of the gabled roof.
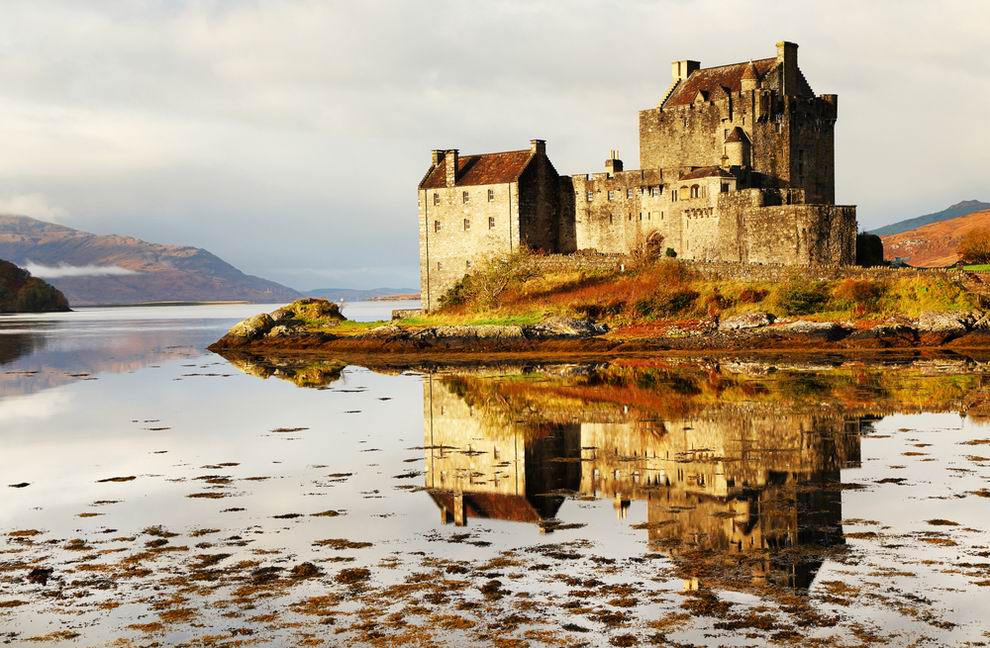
[679,166,735,181]
[724,126,749,144]
[419,149,533,189]
[664,57,777,108]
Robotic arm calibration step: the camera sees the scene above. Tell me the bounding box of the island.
[0,259,70,313]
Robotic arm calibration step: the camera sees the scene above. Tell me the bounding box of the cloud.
[0,193,67,221]
[24,262,139,278]
[0,1,986,289]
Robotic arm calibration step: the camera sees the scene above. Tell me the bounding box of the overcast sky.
[0,1,986,290]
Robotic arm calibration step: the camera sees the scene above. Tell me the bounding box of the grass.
[963,264,990,272]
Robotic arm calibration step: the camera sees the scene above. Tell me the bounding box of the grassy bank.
[419,251,981,329]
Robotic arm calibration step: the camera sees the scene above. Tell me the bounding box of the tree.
[855,233,884,267]
[958,228,990,265]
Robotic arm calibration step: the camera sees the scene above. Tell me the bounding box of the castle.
[417,41,858,310]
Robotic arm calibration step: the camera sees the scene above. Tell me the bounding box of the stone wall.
[418,182,521,311]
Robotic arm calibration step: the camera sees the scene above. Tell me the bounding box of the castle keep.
[418,41,858,310]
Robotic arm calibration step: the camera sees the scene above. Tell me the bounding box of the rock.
[431,325,525,339]
[917,312,969,334]
[774,320,844,335]
[844,323,918,348]
[367,324,406,338]
[266,324,299,338]
[226,313,274,340]
[718,312,774,331]
[524,317,608,339]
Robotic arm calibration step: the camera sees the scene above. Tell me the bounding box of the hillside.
[870,199,990,237]
[0,215,301,305]
[881,209,990,267]
[0,258,70,313]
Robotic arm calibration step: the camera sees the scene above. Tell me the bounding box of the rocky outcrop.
[524,317,609,339]
[213,299,345,347]
[719,312,774,331]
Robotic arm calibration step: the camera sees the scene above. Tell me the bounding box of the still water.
[2,304,990,646]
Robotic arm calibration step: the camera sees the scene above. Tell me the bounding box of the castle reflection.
[422,364,866,590]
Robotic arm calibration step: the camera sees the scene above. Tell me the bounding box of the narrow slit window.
[488,216,495,229]
[487,189,494,202]
[434,220,441,233]
[433,193,440,206]
[463,218,470,231]
[462,191,469,203]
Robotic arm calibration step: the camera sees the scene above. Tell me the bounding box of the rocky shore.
[208,299,990,358]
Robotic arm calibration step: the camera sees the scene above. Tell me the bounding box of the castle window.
[433,193,440,206]
[609,214,613,224]
[488,216,495,229]
[487,189,494,202]
[671,191,678,202]
[466,260,472,269]
[463,219,470,231]
[638,212,643,221]
[650,186,659,197]
[462,191,469,203]
[647,212,651,220]
[607,190,616,201]
[586,192,594,202]
[434,220,441,233]
[437,261,442,270]
[690,185,700,199]
[721,182,729,193]
[626,189,634,199]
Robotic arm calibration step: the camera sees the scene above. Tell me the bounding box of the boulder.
[917,312,970,334]
[844,323,918,348]
[266,324,300,338]
[775,320,844,335]
[718,312,774,331]
[226,313,274,340]
[430,325,525,339]
[524,317,608,339]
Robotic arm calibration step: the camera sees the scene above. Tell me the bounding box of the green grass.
[963,264,990,272]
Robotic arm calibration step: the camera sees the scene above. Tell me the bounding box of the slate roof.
[679,166,736,180]
[419,149,533,189]
[664,57,777,108]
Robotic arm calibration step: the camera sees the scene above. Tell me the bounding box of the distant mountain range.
[869,200,990,237]
[0,215,301,305]
[881,208,990,267]
[305,287,419,302]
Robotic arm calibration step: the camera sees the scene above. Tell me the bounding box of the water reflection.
[421,367,865,592]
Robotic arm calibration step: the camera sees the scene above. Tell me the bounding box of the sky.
[0,1,986,290]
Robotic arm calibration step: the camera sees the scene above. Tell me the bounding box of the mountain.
[880,209,990,267]
[870,200,990,237]
[0,258,70,313]
[0,215,301,305]
[305,287,419,302]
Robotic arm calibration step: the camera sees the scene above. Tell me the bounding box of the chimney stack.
[444,149,458,187]
[530,139,546,155]
[671,59,700,82]
[605,149,623,174]
[431,149,444,166]
[776,41,798,95]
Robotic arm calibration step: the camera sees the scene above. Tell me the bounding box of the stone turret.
[724,127,750,168]
[740,60,760,92]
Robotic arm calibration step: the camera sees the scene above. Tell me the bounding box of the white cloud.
[0,193,67,221]
[24,261,139,278]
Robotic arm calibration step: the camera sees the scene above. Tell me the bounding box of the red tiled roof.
[664,57,777,108]
[724,126,748,143]
[679,166,735,180]
[419,149,534,189]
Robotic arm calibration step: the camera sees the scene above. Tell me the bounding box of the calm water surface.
[2,303,990,646]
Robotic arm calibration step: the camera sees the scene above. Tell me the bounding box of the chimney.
[444,149,458,187]
[605,149,623,174]
[776,41,798,95]
[431,149,444,166]
[671,59,700,82]
[530,139,546,155]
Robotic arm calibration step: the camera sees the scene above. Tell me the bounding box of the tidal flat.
[3,305,990,646]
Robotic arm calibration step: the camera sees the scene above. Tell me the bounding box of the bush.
[437,249,538,309]
[831,278,885,311]
[776,282,829,316]
[633,290,699,319]
[958,228,990,264]
[856,233,885,267]
[737,287,769,304]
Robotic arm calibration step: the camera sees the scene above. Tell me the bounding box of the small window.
[586,192,594,202]
[607,190,615,201]
[626,189,634,199]
[434,220,441,233]
[638,212,643,221]
[463,218,470,231]
[487,189,494,202]
[462,191,469,203]
[488,216,495,229]
[650,186,659,197]
[609,214,613,224]
[466,260,472,269]
[437,261,442,270]
[433,193,440,206]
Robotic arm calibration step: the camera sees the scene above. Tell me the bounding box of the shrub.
[437,249,538,309]
[664,247,677,258]
[831,278,885,312]
[958,228,990,264]
[737,287,769,304]
[633,290,699,319]
[856,233,885,267]
[776,282,830,316]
